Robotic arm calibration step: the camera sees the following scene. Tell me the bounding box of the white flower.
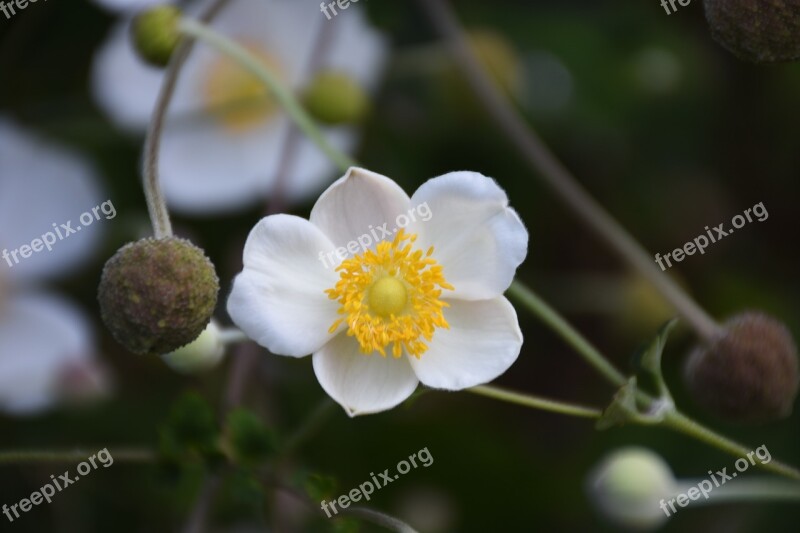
[90,0,172,14]
[227,168,528,416]
[0,119,109,416]
[91,0,388,214]
[161,319,226,373]
[0,119,105,283]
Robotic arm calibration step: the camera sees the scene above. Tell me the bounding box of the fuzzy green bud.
[587,447,676,530]
[98,237,219,355]
[685,311,799,423]
[704,0,800,63]
[303,71,370,125]
[131,6,183,68]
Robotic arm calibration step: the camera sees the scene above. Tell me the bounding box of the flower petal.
[408,297,522,390]
[313,333,419,416]
[310,167,411,248]
[408,171,528,300]
[227,215,340,357]
[0,119,105,284]
[0,292,95,415]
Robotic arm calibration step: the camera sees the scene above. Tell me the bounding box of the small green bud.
[131,6,183,68]
[98,237,219,355]
[587,447,676,530]
[303,71,370,125]
[161,320,225,373]
[685,311,799,423]
[704,0,800,63]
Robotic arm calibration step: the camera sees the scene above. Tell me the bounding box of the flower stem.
[178,17,356,174]
[0,448,155,464]
[662,410,800,480]
[468,385,601,418]
[507,280,627,387]
[675,477,800,504]
[415,0,721,343]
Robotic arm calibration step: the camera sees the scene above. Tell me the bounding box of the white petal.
[0,292,95,415]
[90,0,171,14]
[313,333,419,416]
[0,119,105,284]
[227,215,340,356]
[159,114,286,214]
[90,19,164,132]
[408,297,522,390]
[310,167,411,248]
[409,171,528,300]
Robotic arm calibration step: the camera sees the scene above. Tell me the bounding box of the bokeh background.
[1,0,799,531]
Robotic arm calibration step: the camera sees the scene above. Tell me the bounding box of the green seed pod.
[98,237,219,355]
[302,71,370,125]
[704,0,800,63]
[131,6,183,68]
[685,311,799,423]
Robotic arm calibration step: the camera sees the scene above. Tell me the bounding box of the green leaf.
[226,408,275,467]
[596,377,640,430]
[636,317,679,380]
[158,392,221,466]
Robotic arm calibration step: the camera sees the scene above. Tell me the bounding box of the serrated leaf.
[596,377,640,430]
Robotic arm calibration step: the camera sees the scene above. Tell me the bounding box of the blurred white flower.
[0,119,109,416]
[586,447,677,530]
[91,0,388,214]
[90,0,172,14]
[0,119,105,283]
[228,168,527,416]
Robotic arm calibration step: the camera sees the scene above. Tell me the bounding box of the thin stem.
[507,280,627,387]
[141,0,233,239]
[675,477,800,504]
[281,398,337,454]
[178,18,356,174]
[341,507,420,533]
[0,448,155,464]
[468,385,601,419]
[416,0,721,342]
[662,411,800,480]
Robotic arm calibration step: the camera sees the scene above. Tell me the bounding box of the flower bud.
[303,71,370,125]
[586,447,676,530]
[131,6,183,68]
[685,311,799,423]
[704,0,800,63]
[161,320,225,373]
[98,237,219,355]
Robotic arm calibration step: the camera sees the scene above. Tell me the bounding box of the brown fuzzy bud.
[98,237,219,355]
[704,0,800,63]
[685,312,799,423]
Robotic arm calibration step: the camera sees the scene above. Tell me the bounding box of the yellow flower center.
[326,230,453,359]
[202,41,284,133]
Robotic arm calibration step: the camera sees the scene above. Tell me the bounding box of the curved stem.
[0,448,155,464]
[507,280,627,387]
[468,385,601,419]
[675,477,800,504]
[663,411,800,480]
[178,18,356,174]
[415,0,721,342]
[218,328,251,345]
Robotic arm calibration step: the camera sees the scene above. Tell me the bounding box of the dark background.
[1,0,799,531]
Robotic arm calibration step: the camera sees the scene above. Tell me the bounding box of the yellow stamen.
[325,230,453,359]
